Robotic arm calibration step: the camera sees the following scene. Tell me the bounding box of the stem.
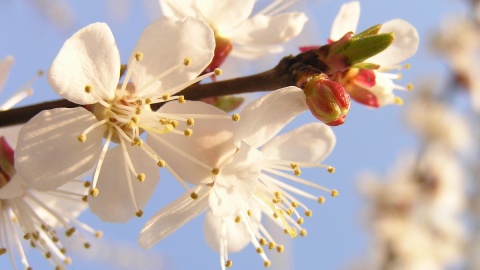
[0,48,328,127]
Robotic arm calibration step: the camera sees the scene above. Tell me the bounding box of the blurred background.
[0,0,476,269]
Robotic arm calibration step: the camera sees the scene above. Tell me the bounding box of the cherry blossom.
[14,17,230,223]
[139,87,338,269]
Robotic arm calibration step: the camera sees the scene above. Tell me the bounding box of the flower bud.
[303,75,350,126]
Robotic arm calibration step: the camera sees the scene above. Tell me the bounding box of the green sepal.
[214,95,244,112]
[344,32,394,66]
[352,62,381,69]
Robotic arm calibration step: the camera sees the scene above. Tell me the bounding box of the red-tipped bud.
[303,75,351,126]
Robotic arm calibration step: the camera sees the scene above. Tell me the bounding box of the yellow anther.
[45,251,52,258]
[60,247,67,254]
[327,166,335,173]
[256,247,264,254]
[135,52,143,61]
[127,122,135,129]
[160,118,168,125]
[225,260,233,268]
[84,85,92,93]
[83,181,91,188]
[37,69,44,76]
[297,217,304,225]
[89,188,99,197]
[404,63,411,69]
[184,58,191,66]
[268,242,276,249]
[52,236,59,242]
[214,68,223,76]
[259,238,267,246]
[211,168,220,175]
[184,129,193,137]
[407,83,414,90]
[77,134,86,142]
[331,190,339,197]
[131,116,139,124]
[135,107,142,115]
[64,257,72,265]
[136,100,143,105]
[162,93,170,101]
[291,201,299,208]
[272,198,279,204]
[300,229,307,237]
[82,195,88,202]
[178,95,186,103]
[305,210,313,217]
[394,96,404,105]
[0,247,6,255]
[27,267,33,270]
[65,227,76,237]
[247,209,252,216]
[137,173,146,182]
[231,113,240,122]
[190,192,199,200]
[30,241,36,247]
[273,213,279,219]
[157,160,166,167]
[274,191,281,198]
[84,242,91,249]
[186,118,195,126]
[234,216,241,223]
[171,120,179,128]
[24,233,30,240]
[264,260,271,268]
[31,231,39,240]
[95,231,103,238]
[276,245,285,253]
[136,210,144,217]
[285,209,293,216]
[318,196,326,204]
[294,168,301,176]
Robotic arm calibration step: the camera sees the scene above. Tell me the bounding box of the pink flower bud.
[303,75,351,126]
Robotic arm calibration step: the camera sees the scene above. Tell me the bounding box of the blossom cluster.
[0,1,419,269]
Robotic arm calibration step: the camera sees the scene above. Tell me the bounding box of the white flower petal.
[234,87,308,148]
[139,185,210,249]
[89,145,160,223]
[368,75,396,106]
[368,19,419,67]
[30,180,88,226]
[148,101,235,185]
[209,142,262,217]
[130,17,214,96]
[232,13,307,46]
[15,108,105,190]
[230,44,284,59]
[330,1,360,40]
[159,0,199,18]
[262,123,336,163]
[203,210,250,253]
[195,0,255,34]
[0,175,24,199]
[48,23,120,105]
[0,55,14,92]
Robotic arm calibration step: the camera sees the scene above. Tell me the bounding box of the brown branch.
[0,49,327,128]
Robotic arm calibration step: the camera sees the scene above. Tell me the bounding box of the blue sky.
[0,0,469,269]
